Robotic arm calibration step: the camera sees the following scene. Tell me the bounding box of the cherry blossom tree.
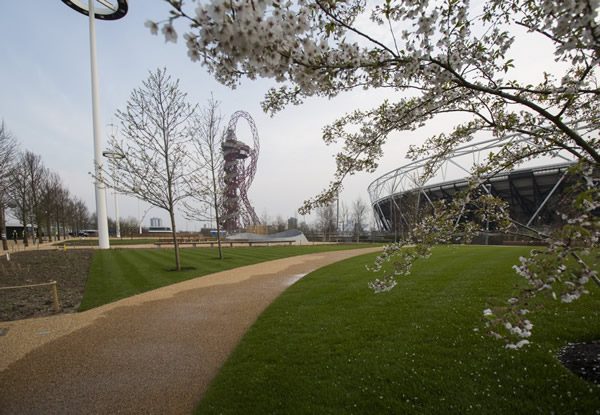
[150,0,600,347]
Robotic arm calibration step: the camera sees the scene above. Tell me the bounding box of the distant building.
[287,217,298,230]
[148,217,171,233]
[246,224,268,235]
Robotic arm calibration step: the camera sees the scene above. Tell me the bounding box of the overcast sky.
[0,1,565,230]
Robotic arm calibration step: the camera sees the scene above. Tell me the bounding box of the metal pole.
[138,198,142,234]
[525,170,568,227]
[88,0,110,249]
[336,191,339,240]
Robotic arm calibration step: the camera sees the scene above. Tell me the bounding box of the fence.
[0,281,61,312]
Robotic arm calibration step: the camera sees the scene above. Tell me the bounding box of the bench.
[154,239,296,248]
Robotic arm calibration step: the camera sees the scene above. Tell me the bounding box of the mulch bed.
[558,341,600,385]
[0,250,94,321]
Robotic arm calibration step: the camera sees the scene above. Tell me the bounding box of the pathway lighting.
[61,0,128,249]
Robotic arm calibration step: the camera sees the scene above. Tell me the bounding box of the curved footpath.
[0,247,380,415]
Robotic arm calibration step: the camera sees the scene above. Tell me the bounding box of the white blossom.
[153,0,600,350]
[144,20,158,35]
[161,23,177,43]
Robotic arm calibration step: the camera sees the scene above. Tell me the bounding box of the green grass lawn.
[197,245,600,414]
[80,244,377,310]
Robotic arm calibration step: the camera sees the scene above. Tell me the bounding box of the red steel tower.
[220,111,260,232]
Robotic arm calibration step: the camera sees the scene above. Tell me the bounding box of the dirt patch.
[557,341,600,384]
[0,250,94,321]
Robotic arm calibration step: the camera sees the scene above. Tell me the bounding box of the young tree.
[0,122,18,251]
[53,184,71,241]
[259,210,270,227]
[316,203,336,241]
[106,68,196,271]
[153,1,600,346]
[69,198,90,236]
[339,201,350,235]
[184,95,225,259]
[25,152,48,244]
[40,172,64,242]
[274,216,286,232]
[120,216,140,238]
[352,197,368,242]
[9,151,47,246]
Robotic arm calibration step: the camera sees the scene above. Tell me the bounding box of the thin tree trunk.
[46,217,52,243]
[168,208,181,271]
[0,206,7,251]
[55,210,61,241]
[211,169,223,260]
[22,212,28,247]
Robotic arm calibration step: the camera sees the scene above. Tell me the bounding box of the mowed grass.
[197,245,600,414]
[80,244,377,310]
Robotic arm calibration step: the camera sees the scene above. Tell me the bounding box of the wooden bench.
[154,238,210,248]
[154,239,296,248]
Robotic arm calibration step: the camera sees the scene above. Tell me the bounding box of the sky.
[0,1,566,231]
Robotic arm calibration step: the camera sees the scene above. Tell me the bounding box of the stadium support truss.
[221,111,261,232]
[368,135,576,234]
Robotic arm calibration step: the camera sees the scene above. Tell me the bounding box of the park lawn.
[197,245,600,414]
[80,244,377,310]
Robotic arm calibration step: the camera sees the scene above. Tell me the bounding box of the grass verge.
[197,245,600,414]
[80,244,377,310]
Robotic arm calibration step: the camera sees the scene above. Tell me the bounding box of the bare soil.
[558,341,600,384]
[0,250,93,321]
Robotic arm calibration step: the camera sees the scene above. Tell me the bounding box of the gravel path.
[0,247,380,415]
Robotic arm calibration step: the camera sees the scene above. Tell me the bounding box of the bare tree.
[316,203,336,241]
[184,95,224,259]
[9,151,46,246]
[69,198,89,236]
[260,210,270,229]
[9,158,29,246]
[340,201,350,235]
[119,216,139,238]
[24,152,48,243]
[53,184,71,240]
[0,122,18,250]
[274,215,286,233]
[352,198,368,242]
[40,172,65,242]
[106,68,195,271]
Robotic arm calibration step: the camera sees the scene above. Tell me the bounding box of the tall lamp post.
[61,0,128,249]
[137,204,154,235]
[102,150,125,238]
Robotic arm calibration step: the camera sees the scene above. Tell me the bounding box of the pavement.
[0,246,380,415]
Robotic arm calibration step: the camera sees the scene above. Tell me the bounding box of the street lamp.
[102,150,125,238]
[61,0,128,249]
[138,204,154,235]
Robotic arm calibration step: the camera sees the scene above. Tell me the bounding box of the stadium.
[368,136,577,239]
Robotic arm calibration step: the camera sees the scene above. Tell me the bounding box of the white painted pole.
[88,1,110,249]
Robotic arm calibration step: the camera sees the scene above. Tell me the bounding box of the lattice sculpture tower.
[221,111,260,232]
